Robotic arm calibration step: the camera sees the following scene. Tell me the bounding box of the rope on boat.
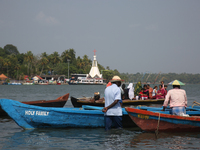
[192,101,200,108]
[155,113,160,139]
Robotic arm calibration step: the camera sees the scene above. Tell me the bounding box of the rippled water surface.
[0,84,200,149]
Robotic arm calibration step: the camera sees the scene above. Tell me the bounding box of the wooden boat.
[0,99,135,129]
[71,96,165,108]
[0,93,69,116]
[125,106,200,132]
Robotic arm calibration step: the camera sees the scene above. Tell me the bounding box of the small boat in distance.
[0,93,69,116]
[125,106,200,132]
[68,74,104,85]
[0,99,135,129]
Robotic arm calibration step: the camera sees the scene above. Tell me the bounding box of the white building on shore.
[69,50,104,85]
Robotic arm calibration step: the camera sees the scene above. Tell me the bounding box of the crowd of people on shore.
[120,81,168,100]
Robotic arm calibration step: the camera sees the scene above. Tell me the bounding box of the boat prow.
[0,93,69,116]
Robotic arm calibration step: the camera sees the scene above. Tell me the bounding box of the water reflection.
[1,84,200,149]
[1,125,200,150]
[129,132,200,149]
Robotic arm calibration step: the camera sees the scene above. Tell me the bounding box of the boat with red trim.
[125,106,200,132]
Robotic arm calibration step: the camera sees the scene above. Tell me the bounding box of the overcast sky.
[0,0,200,74]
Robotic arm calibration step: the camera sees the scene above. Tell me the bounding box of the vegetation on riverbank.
[0,44,199,84]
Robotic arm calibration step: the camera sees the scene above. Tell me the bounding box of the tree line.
[122,72,200,84]
[0,44,199,84]
[0,44,125,82]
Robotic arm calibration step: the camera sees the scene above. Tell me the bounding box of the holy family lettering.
[25,110,49,116]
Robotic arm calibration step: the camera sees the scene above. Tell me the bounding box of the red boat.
[125,107,200,132]
[0,93,69,116]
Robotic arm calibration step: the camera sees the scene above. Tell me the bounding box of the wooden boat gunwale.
[71,96,165,108]
[0,93,69,116]
[0,99,135,129]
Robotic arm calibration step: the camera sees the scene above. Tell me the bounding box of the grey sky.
[0,0,200,74]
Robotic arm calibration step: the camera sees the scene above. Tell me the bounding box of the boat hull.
[0,99,136,129]
[0,93,69,116]
[68,82,104,85]
[71,96,164,108]
[82,105,136,128]
[125,107,200,132]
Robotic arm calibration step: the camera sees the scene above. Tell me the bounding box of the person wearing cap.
[162,84,187,116]
[102,75,123,130]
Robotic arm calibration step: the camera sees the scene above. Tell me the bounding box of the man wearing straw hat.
[162,80,187,116]
[102,75,123,130]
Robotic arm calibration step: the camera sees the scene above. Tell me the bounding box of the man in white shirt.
[102,76,123,130]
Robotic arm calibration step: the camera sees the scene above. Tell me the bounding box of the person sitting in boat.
[143,85,149,98]
[138,88,148,100]
[147,84,153,99]
[162,84,187,116]
[121,84,129,100]
[87,92,105,103]
[164,85,168,97]
[127,83,135,100]
[94,92,100,101]
[155,85,165,99]
[161,81,165,89]
[152,86,158,99]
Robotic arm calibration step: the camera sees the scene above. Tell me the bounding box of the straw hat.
[110,76,124,83]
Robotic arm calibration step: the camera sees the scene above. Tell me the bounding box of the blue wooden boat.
[0,99,135,129]
[0,93,69,117]
[81,105,136,128]
[135,106,200,116]
[125,106,200,132]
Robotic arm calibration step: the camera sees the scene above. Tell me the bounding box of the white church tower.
[88,49,102,78]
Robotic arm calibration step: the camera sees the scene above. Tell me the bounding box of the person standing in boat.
[102,76,123,131]
[162,83,187,116]
[127,83,135,100]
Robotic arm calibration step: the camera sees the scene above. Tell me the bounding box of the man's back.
[104,84,122,116]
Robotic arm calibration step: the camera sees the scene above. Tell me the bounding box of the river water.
[0,84,200,150]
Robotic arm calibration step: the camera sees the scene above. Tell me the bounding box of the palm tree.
[3,58,11,77]
[24,51,33,75]
[61,50,71,63]
[0,56,4,71]
[49,52,60,66]
[40,56,49,76]
[82,55,92,73]
[32,55,40,75]
[41,52,48,58]
[14,63,21,79]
